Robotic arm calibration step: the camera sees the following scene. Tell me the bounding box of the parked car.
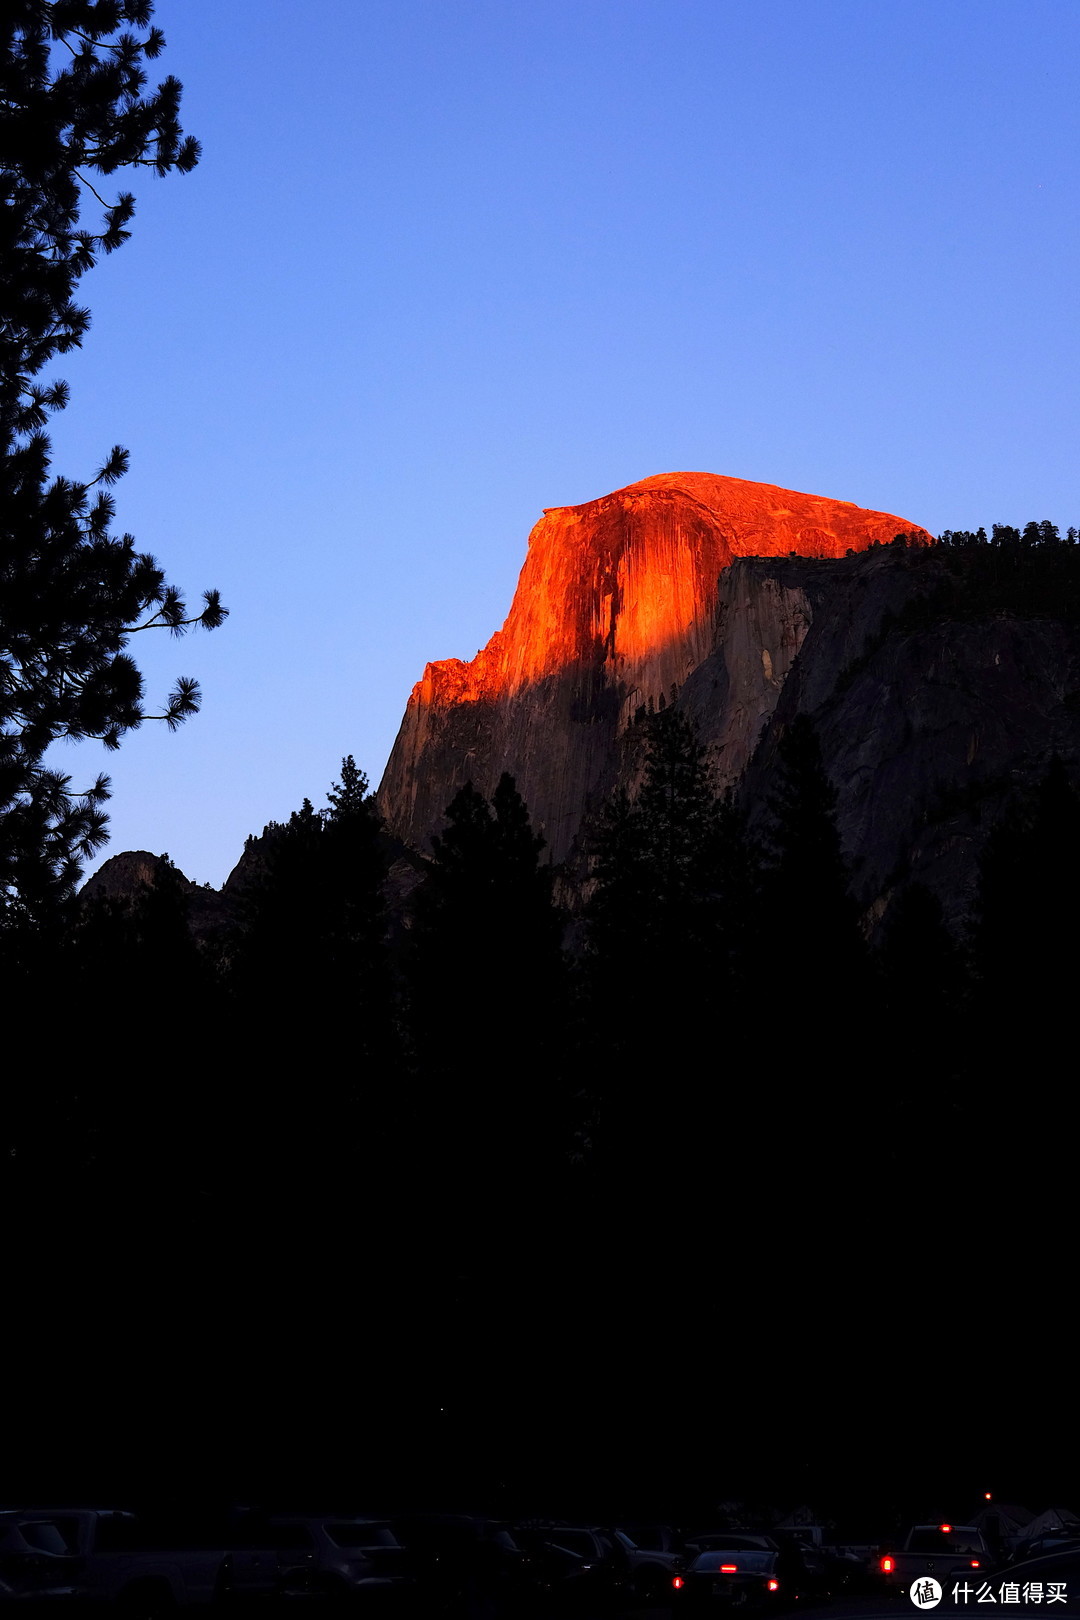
[513,1525,630,1612]
[392,1515,533,1615]
[683,1533,774,1558]
[220,1515,412,1607]
[0,1514,85,1607]
[217,1517,316,1606]
[979,1546,1080,1609]
[1009,1533,1080,1566]
[612,1526,685,1602]
[877,1525,989,1590]
[768,1531,830,1595]
[671,1538,784,1610]
[0,1508,228,1617]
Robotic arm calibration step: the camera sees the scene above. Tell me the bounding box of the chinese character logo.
[948,1580,1068,1607]
[912,1578,944,1608]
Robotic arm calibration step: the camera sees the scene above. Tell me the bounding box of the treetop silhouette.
[1,2,223,921]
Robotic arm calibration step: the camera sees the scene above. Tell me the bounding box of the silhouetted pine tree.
[583,707,763,1232]
[878,881,966,1034]
[234,767,391,1033]
[79,856,214,1183]
[956,756,1080,1296]
[4,853,218,1277]
[226,761,399,1228]
[974,757,1080,1015]
[969,758,1080,1201]
[0,4,223,922]
[587,708,740,991]
[326,752,370,818]
[875,880,969,1167]
[585,785,650,978]
[758,714,872,1220]
[762,714,866,991]
[407,773,568,1188]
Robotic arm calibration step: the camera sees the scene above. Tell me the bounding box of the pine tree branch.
[74,171,112,210]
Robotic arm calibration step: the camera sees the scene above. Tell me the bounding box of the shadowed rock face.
[80,847,234,940]
[729,548,1080,929]
[81,850,187,902]
[378,471,928,860]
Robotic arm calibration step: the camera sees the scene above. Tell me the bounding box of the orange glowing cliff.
[378,472,930,860]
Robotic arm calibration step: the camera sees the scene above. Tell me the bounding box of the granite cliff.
[377,472,927,863]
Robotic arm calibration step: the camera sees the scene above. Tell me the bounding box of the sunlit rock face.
[378,472,928,861]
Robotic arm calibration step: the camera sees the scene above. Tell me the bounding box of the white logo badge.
[911,1578,943,1608]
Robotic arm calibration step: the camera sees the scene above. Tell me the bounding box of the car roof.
[0,1508,131,1515]
[273,1515,389,1526]
[1002,1549,1080,1578]
[912,1525,980,1532]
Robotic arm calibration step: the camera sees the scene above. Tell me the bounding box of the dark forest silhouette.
[5,528,1080,1507]
[4,0,1078,1540]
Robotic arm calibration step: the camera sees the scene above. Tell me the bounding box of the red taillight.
[672,1577,684,1590]
[971,1562,980,1569]
[768,1580,780,1592]
[940,1525,952,1534]
[721,1565,738,1573]
[881,1557,894,1573]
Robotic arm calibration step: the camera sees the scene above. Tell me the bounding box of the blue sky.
[52,0,1080,886]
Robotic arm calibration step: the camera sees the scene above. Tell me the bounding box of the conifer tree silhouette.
[974,757,1080,1009]
[1,2,224,921]
[588,706,730,979]
[227,761,398,1220]
[762,713,865,987]
[972,755,1080,1141]
[875,879,967,1163]
[583,706,761,1201]
[759,714,869,1204]
[407,773,567,1187]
